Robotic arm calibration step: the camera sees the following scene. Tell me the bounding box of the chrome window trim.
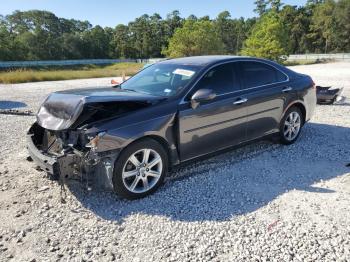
[179,59,290,104]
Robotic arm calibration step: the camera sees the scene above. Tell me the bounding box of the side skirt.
[169,132,279,171]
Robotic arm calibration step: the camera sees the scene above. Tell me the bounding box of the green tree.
[163,19,224,57]
[254,0,268,15]
[128,14,166,58]
[80,26,111,58]
[59,18,92,34]
[241,12,288,62]
[1,2,349,61]
[255,0,282,15]
[215,11,236,54]
[112,24,135,58]
[164,11,183,38]
[308,0,336,53]
[331,0,350,52]
[61,33,84,59]
[187,15,198,21]
[199,15,210,21]
[6,10,63,60]
[269,0,283,12]
[240,17,257,52]
[0,16,12,60]
[279,5,312,53]
[148,13,167,57]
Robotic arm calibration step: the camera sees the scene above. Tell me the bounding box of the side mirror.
[191,89,216,109]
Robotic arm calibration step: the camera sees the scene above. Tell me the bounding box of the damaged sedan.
[27,56,316,199]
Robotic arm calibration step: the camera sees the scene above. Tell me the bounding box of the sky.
[1,0,307,27]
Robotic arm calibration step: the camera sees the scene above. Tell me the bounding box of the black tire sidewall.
[279,107,304,145]
[112,138,168,200]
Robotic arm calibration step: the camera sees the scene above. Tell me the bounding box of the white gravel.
[0,62,349,262]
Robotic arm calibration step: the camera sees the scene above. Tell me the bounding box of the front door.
[178,62,248,161]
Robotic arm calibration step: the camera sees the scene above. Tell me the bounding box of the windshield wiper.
[112,84,137,93]
[122,88,137,92]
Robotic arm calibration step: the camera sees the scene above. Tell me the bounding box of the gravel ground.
[0,62,349,262]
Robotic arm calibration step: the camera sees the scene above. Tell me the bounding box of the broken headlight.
[85,131,106,150]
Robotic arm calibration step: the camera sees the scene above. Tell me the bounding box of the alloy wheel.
[122,148,163,194]
[283,111,301,141]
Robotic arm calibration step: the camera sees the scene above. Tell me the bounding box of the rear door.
[178,62,249,161]
[238,61,295,140]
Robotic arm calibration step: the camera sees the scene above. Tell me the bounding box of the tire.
[112,138,168,200]
[279,106,304,145]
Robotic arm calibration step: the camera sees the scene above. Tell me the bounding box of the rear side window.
[276,70,288,82]
[241,62,287,89]
[194,63,239,95]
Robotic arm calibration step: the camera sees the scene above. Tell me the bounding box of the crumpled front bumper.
[27,132,60,175]
[27,132,81,179]
[316,86,343,104]
[26,123,118,190]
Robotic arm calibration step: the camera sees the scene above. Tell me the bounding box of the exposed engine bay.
[27,87,161,189]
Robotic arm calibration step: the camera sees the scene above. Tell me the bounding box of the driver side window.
[192,63,238,97]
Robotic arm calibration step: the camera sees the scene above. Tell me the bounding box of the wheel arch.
[116,134,174,170]
[282,101,307,124]
[143,135,172,166]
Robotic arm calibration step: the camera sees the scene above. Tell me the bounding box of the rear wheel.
[279,107,303,145]
[113,138,168,200]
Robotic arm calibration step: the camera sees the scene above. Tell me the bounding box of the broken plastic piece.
[316,86,344,105]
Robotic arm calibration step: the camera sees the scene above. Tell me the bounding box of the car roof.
[158,55,297,76]
[160,55,273,67]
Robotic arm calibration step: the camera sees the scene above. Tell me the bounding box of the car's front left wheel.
[113,138,168,200]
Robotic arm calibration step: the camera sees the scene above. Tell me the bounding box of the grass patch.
[0,63,143,84]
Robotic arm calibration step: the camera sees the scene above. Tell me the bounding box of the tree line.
[0,0,349,62]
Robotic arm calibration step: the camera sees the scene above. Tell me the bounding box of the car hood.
[37,87,162,131]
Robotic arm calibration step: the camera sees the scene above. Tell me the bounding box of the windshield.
[120,63,200,97]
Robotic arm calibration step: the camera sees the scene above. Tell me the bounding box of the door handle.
[282,87,293,93]
[233,98,248,105]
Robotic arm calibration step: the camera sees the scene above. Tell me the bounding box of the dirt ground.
[0,62,349,262]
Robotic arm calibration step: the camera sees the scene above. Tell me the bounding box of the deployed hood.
[37,87,161,130]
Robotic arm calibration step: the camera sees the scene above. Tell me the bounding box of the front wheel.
[113,138,168,200]
[279,106,303,145]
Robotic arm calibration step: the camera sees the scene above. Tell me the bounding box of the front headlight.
[85,131,106,150]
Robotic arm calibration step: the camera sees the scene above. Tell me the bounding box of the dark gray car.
[27,56,316,199]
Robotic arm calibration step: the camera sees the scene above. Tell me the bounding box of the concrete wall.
[0,58,166,68]
[1,54,348,68]
[287,53,350,62]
